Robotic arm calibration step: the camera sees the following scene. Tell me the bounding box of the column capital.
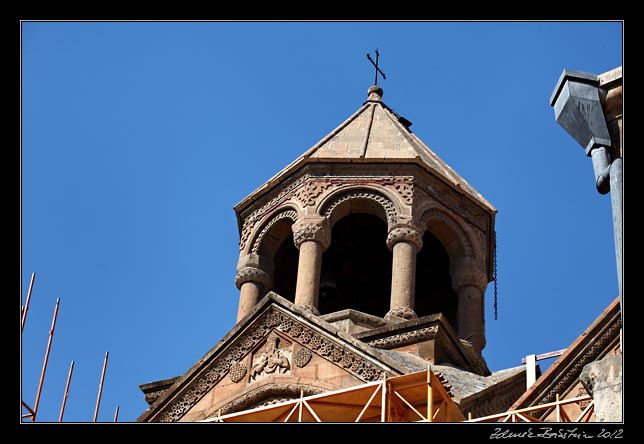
[450,259,488,292]
[292,217,331,250]
[234,266,271,290]
[386,224,423,251]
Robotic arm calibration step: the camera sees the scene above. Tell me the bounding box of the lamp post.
[550,69,623,318]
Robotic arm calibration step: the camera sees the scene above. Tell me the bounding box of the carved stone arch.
[418,206,479,264]
[319,186,401,229]
[216,383,325,416]
[239,198,304,254]
[251,207,300,259]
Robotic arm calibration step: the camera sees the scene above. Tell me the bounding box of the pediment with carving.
[138,296,402,422]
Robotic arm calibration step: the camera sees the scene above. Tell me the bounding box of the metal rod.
[32,297,60,422]
[21,272,36,332]
[366,49,386,85]
[58,360,74,422]
[427,366,433,422]
[93,350,109,422]
[22,400,35,420]
[381,372,387,423]
[113,405,119,422]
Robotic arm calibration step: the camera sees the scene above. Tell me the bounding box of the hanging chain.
[493,228,498,320]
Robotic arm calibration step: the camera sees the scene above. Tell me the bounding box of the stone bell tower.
[232,82,496,355]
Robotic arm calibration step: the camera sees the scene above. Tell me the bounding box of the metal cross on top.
[367,49,387,85]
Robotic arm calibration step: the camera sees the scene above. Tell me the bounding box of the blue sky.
[20,21,623,423]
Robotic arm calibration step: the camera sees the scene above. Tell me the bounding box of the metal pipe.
[59,360,74,422]
[32,297,60,422]
[590,146,611,195]
[610,157,623,308]
[93,351,109,422]
[21,272,36,332]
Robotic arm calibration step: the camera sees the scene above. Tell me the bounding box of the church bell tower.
[232,70,496,354]
[137,56,511,423]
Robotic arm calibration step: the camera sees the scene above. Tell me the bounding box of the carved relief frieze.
[366,325,438,349]
[249,332,292,381]
[384,176,414,205]
[293,180,333,207]
[154,306,391,422]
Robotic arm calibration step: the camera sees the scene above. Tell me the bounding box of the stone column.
[234,254,272,322]
[385,224,423,320]
[450,259,488,353]
[292,217,331,315]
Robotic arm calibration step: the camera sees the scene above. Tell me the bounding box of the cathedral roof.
[235,85,496,216]
[137,293,522,422]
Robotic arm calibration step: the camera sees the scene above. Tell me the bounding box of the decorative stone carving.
[384,306,418,321]
[576,386,590,409]
[251,210,298,254]
[292,220,331,250]
[322,190,399,226]
[250,332,291,381]
[239,174,312,251]
[385,225,423,251]
[538,318,622,407]
[228,361,247,383]
[154,306,393,422]
[367,325,438,349]
[293,347,313,368]
[234,266,271,290]
[216,383,325,417]
[386,176,414,205]
[293,180,333,207]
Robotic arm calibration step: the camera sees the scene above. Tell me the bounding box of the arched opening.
[271,234,298,303]
[415,231,457,327]
[255,212,299,303]
[318,213,391,317]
